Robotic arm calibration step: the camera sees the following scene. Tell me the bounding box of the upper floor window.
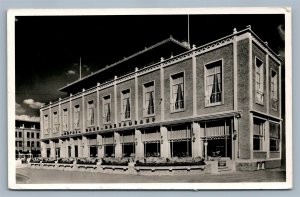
[103,95,111,123]
[37,141,40,147]
[205,60,222,106]
[19,132,22,138]
[255,57,264,105]
[62,108,68,131]
[44,115,49,134]
[27,132,30,138]
[87,100,95,126]
[121,89,131,120]
[253,118,265,151]
[144,81,155,116]
[31,132,34,138]
[27,141,30,147]
[74,105,80,129]
[171,72,184,111]
[53,111,59,133]
[271,70,278,110]
[37,133,40,139]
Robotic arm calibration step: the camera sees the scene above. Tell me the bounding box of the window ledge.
[205,102,222,108]
[170,108,185,114]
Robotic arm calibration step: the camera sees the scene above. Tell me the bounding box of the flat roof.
[59,37,190,93]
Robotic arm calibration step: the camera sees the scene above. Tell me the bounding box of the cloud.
[66,70,76,75]
[277,24,285,41]
[23,99,44,109]
[16,115,40,122]
[16,102,25,114]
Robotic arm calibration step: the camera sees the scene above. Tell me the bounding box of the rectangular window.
[74,105,80,129]
[270,122,280,152]
[27,132,30,138]
[44,115,49,134]
[37,141,40,147]
[62,108,68,131]
[103,95,111,123]
[171,72,184,111]
[271,70,278,110]
[15,132,17,138]
[37,133,40,139]
[31,132,34,138]
[255,57,264,105]
[205,60,222,106]
[87,100,95,126]
[27,141,30,147]
[19,132,22,138]
[19,141,22,147]
[53,111,59,133]
[31,141,34,147]
[121,89,131,120]
[253,118,265,151]
[144,81,155,116]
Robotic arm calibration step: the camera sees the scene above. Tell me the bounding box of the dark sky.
[15,14,285,120]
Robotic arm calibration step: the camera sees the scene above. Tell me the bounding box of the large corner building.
[40,27,282,169]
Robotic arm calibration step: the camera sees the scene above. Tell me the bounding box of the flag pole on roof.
[188,14,190,47]
[79,57,82,79]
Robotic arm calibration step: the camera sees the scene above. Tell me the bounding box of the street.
[16,167,286,184]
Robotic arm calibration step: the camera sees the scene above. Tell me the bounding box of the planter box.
[134,165,206,176]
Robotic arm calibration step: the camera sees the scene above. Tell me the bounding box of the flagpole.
[79,57,82,79]
[188,15,190,46]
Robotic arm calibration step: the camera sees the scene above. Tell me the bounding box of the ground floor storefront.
[40,113,282,171]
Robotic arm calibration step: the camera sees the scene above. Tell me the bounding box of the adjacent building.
[15,120,41,158]
[40,26,282,169]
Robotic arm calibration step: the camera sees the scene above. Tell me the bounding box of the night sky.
[15,14,285,121]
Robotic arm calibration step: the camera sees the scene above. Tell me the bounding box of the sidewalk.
[16,167,286,184]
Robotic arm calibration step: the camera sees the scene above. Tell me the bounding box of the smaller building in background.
[15,119,41,158]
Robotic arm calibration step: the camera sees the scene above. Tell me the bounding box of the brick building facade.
[40,27,282,169]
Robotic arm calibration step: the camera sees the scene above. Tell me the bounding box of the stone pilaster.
[82,136,89,157]
[160,126,170,158]
[41,141,47,158]
[192,122,202,158]
[50,140,55,158]
[114,132,122,158]
[135,129,144,158]
[97,134,104,158]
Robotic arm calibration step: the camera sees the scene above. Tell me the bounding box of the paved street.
[16,167,286,184]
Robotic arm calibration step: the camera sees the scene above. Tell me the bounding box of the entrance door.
[74,145,78,158]
[68,146,71,158]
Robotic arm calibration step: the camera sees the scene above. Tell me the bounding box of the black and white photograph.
[7,8,292,189]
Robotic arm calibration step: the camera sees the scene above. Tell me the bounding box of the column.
[135,129,144,158]
[40,109,44,139]
[160,126,170,158]
[114,132,122,158]
[59,139,65,158]
[266,54,270,114]
[160,58,165,121]
[69,94,73,132]
[233,117,239,160]
[96,83,100,129]
[82,136,89,157]
[41,141,47,158]
[81,89,86,132]
[264,121,270,159]
[192,46,197,117]
[70,138,75,158]
[50,140,55,158]
[135,68,139,121]
[233,30,238,111]
[78,138,83,158]
[97,134,104,158]
[192,122,202,158]
[114,76,118,125]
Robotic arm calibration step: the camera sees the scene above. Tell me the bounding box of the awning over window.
[142,129,160,142]
[103,135,114,145]
[168,125,191,140]
[120,133,135,143]
[202,119,231,137]
[89,138,97,146]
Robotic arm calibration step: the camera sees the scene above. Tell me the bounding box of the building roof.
[59,37,190,93]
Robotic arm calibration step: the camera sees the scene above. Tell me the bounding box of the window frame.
[270,69,278,111]
[102,94,112,124]
[121,88,131,121]
[253,117,266,151]
[269,121,280,152]
[204,59,224,107]
[62,108,69,131]
[255,56,264,105]
[143,81,156,117]
[52,111,59,133]
[87,100,95,127]
[44,115,49,134]
[170,71,185,113]
[73,105,80,129]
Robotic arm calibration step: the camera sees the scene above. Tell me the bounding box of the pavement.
[16,167,286,184]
